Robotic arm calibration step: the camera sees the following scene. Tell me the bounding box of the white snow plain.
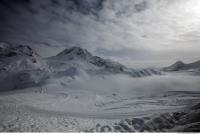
[0,72,200,132]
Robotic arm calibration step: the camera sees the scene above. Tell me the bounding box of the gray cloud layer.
[0,0,200,67]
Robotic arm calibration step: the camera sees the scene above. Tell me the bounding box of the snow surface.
[0,72,200,132]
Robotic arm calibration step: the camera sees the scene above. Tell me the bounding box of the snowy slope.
[0,42,50,91]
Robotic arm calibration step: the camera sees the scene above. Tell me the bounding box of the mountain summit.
[163,60,200,72]
[56,46,92,60]
[0,42,39,59]
[163,61,185,71]
[0,42,49,91]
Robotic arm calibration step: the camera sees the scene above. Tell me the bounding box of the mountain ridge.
[0,42,161,91]
[48,46,161,77]
[163,60,200,72]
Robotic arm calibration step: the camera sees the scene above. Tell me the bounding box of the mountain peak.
[0,42,39,58]
[163,59,200,71]
[56,46,92,60]
[57,46,90,56]
[15,45,39,57]
[174,60,185,65]
[163,60,185,71]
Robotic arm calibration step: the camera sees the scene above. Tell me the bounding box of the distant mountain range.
[0,42,161,91]
[163,60,200,72]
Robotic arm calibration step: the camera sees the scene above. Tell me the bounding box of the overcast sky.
[0,0,200,67]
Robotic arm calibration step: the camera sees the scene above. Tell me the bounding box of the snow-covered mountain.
[0,42,161,91]
[163,60,200,72]
[0,42,49,91]
[47,46,162,77]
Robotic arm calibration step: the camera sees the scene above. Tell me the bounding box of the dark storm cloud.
[0,0,200,66]
[0,0,148,58]
[134,1,147,12]
[68,0,105,15]
[0,0,105,16]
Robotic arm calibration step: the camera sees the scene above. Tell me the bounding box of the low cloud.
[46,72,200,97]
